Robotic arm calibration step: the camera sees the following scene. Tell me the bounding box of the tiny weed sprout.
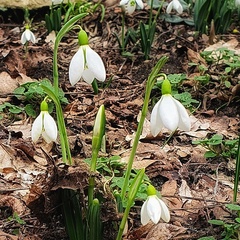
[141,185,170,225]
[69,29,106,87]
[166,0,183,14]
[151,78,191,136]
[31,100,58,143]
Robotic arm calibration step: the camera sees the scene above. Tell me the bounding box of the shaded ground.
[0,2,240,240]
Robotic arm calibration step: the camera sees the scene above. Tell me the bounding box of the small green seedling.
[193,134,238,159]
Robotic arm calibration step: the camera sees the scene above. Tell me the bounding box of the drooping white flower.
[31,100,58,143]
[166,0,183,14]
[236,0,240,7]
[21,28,36,45]
[120,0,144,15]
[69,29,106,86]
[150,79,190,136]
[141,185,170,225]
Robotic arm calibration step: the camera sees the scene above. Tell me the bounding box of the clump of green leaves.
[194,0,235,34]
[45,3,62,33]
[7,212,26,235]
[0,79,68,119]
[85,156,149,207]
[153,73,199,110]
[198,204,240,240]
[193,134,238,159]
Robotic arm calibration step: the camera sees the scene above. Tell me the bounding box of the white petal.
[86,46,106,82]
[147,196,161,224]
[150,99,163,137]
[21,31,27,44]
[158,199,170,223]
[82,69,95,84]
[172,98,191,131]
[42,131,53,144]
[125,1,136,14]
[69,48,85,86]
[29,31,36,43]
[174,0,183,14]
[166,1,173,13]
[141,200,150,225]
[43,112,58,143]
[120,0,129,5]
[159,95,179,131]
[31,112,43,142]
[136,0,144,9]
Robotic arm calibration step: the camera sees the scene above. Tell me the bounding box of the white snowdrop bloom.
[236,0,240,7]
[69,30,106,86]
[166,0,183,14]
[21,28,36,44]
[150,79,190,136]
[31,101,58,143]
[120,0,144,15]
[141,185,170,225]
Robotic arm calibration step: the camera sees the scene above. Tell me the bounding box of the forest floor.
[0,1,240,240]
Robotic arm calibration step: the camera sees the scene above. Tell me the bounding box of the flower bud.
[92,105,105,152]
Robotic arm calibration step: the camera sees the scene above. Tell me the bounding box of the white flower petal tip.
[150,94,190,136]
[166,0,183,14]
[141,195,170,225]
[69,46,106,86]
[21,29,36,45]
[31,111,57,143]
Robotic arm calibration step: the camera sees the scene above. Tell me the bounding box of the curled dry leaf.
[0,196,27,215]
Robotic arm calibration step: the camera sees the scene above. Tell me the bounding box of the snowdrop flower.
[31,100,58,143]
[236,0,240,7]
[21,25,36,44]
[150,79,190,136]
[69,29,106,86]
[166,0,183,14]
[120,0,144,15]
[141,185,170,225]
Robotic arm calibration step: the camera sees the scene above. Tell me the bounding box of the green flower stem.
[116,169,145,240]
[120,56,168,200]
[121,11,125,53]
[51,13,87,164]
[53,13,87,91]
[234,135,240,202]
[88,149,98,205]
[91,79,99,95]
